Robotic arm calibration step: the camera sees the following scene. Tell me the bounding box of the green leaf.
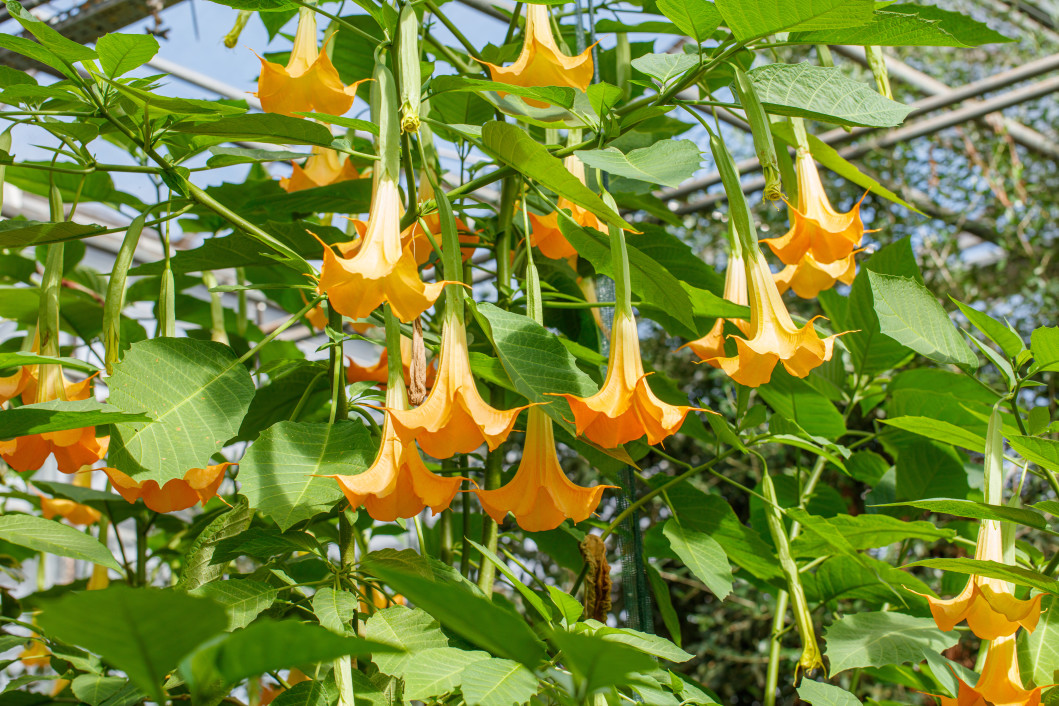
[747,62,911,128]
[0,351,98,374]
[876,498,1049,530]
[0,514,121,571]
[646,564,683,647]
[364,606,451,675]
[757,368,845,440]
[951,298,1023,358]
[179,620,398,699]
[71,676,127,706]
[171,114,335,146]
[96,33,159,77]
[547,586,583,626]
[271,680,339,706]
[574,140,701,188]
[0,34,71,78]
[895,439,969,502]
[905,559,1059,595]
[797,680,861,705]
[362,558,548,669]
[548,630,656,693]
[177,497,253,591]
[108,339,256,482]
[790,11,979,46]
[401,647,490,701]
[1020,595,1059,687]
[716,0,873,40]
[1030,326,1059,373]
[430,75,575,109]
[190,580,278,631]
[880,416,986,452]
[868,271,977,369]
[656,0,722,42]
[587,622,693,663]
[0,220,104,248]
[311,587,358,635]
[5,1,98,63]
[468,538,554,621]
[296,112,379,135]
[823,611,957,675]
[884,4,1013,45]
[37,586,228,704]
[0,399,150,440]
[206,147,311,168]
[663,518,733,600]
[238,420,373,531]
[459,658,538,706]
[630,53,699,84]
[102,77,245,117]
[1010,435,1059,473]
[790,513,954,557]
[480,122,630,230]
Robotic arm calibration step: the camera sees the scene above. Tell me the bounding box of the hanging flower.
[926,519,1044,640]
[774,250,858,299]
[39,471,101,526]
[682,250,750,363]
[1,366,108,474]
[405,175,479,265]
[761,150,867,266]
[346,338,436,390]
[327,381,461,521]
[255,7,362,117]
[474,407,612,531]
[19,638,50,669]
[939,634,1046,706]
[280,147,360,193]
[103,463,234,513]
[709,250,842,388]
[317,177,446,323]
[387,314,528,459]
[483,3,593,101]
[0,364,32,405]
[528,156,605,263]
[555,311,699,448]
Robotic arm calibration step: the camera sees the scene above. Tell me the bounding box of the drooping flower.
[19,638,50,669]
[926,519,1044,640]
[761,150,867,265]
[387,313,528,459]
[528,156,605,262]
[39,471,101,526]
[474,407,612,531]
[1,366,108,474]
[555,310,699,448]
[405,175,479,265]
[103,463,234,513]
[939,634,1046,706]
[682,249,750,363]
[280,147,361,193]
[317,177,446,323]
[0,364,32,405]
[346,338,436,390]
[255,7,361,117]
[483,3,593,101]
[327,377,461,521]
[774,250,858,299]
[709,249,842,388]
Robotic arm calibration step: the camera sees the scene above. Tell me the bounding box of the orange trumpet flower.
[774,250,858,299]
[761,150,867,266]
[709,250,842,388]
[0,364,32,404]
[317,177,446,323]
[39,471,101,526]
[1,366,108,474]
[474,407,612,531]
[555,311,699,448]
[939,634,1047,706]
[255,7,361,117]
[327,379,461,521]
[682,250,750,363]
[103,463,234,513]
[387,314,528,459]
[484,3,593,101]
[405,176,479,265]
[926,519,1043,640]
[528,156,605,262]
[280,147,361,193]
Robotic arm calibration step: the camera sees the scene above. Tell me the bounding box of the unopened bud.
[373,59,402,182]
[865,46,893,99]
[103,215,145,373]
[733,66,782,201]
[223,10,251,49]
[397,2,421,133]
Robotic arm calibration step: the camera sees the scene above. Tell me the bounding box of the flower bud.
[733,65,782,201]
[103,215,145,374]
[865,46,893,99]
[397,2,421,134]
[373,59,402,182]
[224,10,251,49]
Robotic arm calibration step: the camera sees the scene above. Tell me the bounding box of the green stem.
[235,295,325,366]
[328,302,348,425]
[763,589,790,706]
[477,393,506,596]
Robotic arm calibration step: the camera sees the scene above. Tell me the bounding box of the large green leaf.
[37,586,229,704]
[238,420,373,530]
[1010,435,1059,473]
[884,4,1013,45]
[107,339,255,482]
[1029,326,1059,373]
[480,122,631,230]
[177,498,253,591]
[171,114,335,146]
[189,580,278,631]
[460,657,538,706]
[823,611,957,674]
[757,368,845,440]
[630,53,699,84]
[362,558,548,669]
[790,8,1005,46]
[0,351,99,374]
[880,416,985,453]
[716,0,873,41]
[951,298,1024,358]
[311,587,358,635]
[0,514,121,571]
[364,606,450,675]
[868,272,977,369]
[747,63,910,128]
[5,0,98,63]
[663,518,733,600]
[894,439,969,502]
[1020,596,1059,687]
[0,220,104,247]
[878,499,1050,530]
[575,140,701,188]
[790,513,954,556]
[548,630,656,694]
[96,33,159,77]
[797,680,861,705]
[430,76,575,109]
[401,647,490,701]
[906,559,1059,594]
[656,0,722,42]
[0,399,151,440]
